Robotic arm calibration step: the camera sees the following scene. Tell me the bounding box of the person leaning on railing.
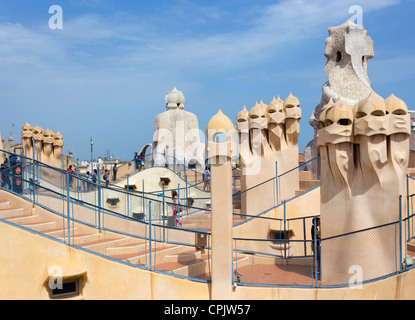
[0,161,12,190]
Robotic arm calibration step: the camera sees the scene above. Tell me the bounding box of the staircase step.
[0,208,25,219]
[0,201,11,209]
[299,171,314,180]
[20,220,57,232]
[59,233,100,246]
[80,237,129,254]
[155,255,210,277]
[106,241,147,255]
[164,250,202,263]
[4,214,39,224]
[44,227,69,238]
[80,237,126,248]
[108,244,176,265]
[407,242,415,252]
[299,180,320,190]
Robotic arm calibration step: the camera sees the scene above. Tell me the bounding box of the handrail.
[1,148,413,289]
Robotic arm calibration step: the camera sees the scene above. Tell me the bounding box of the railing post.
[185,173,189,217]
[142,179,145,220]
[233,167,236,194]
[76,158,80,201]
[97,167,101,233]
[275,162,279,206]
[303,217,307,257]
[149,201,152,270]
[177,183,181,228]
[162,181,165,243]
[283,200,286,259]
[31,139,36,208]
[313,216,318,288]
[127,174,130,218]
[66,171,71,246]
[407,175,410,241]
[399,194,403,273]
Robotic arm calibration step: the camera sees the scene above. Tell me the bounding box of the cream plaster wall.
[1,220,415,300]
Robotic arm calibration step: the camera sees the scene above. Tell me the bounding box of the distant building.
[77,157,121,174]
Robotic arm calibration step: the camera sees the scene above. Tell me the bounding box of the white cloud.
[0,0,401,75]
[0,0,404,159]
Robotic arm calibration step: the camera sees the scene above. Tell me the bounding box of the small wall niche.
[50,278,82,300]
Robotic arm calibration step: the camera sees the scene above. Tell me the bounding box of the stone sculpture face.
[284,93,302,138]
[32,126,43,141]
[323,98,354,143]
[354,92,388,137]
[42,129,55,157]
[266,97,285,125]
[385,94,411,136]
[21,123,33,139]
[53,132,64,148]
[236,106,249,132]
[21,123,34,151]
[32,126,44,153]
[318,99,334,129]
[385,94,411,174]
[248,102,268,130]
[43,129,54,143]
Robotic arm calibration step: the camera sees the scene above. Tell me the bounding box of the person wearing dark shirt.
[1,162,12,190]
[311,217,321,276]
[134,152,140,171]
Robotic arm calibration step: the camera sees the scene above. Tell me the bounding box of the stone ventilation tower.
[206,109,237,300]
[314,22,412,284]
[21,123,65,168]
[305,20,379,177]
[151,87,205,170]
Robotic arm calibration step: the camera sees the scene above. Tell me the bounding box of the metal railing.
[0,149,212,283]
[1,149,414,289]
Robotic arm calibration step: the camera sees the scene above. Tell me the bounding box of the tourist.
[169,190,183,228]
[134,152,140,171]
[1,162,11,190]
[86,171,91,191]
[202,168,211,191]
[103,169,110,187]
[204,158,210,171]
[91,169,97,188]
[139,153,145,171]
[311,217,321,277]
[112,164,118,181]
[66,165,74,187]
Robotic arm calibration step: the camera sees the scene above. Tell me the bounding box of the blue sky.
[0,0,414,161]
